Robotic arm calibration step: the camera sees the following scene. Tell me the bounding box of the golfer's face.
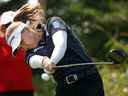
[21,28,42,49]
[29,8,44,31]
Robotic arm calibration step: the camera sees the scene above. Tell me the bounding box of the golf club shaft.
[53,61,114,68]
[41,61,114,80]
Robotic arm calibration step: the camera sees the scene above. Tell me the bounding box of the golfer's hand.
[42,56,56,74]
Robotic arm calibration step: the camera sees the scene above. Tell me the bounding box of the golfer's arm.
[26,52,44,69]
[50,30,67,64]
[29,55,44,68]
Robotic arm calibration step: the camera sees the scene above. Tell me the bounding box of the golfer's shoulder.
[46,16,66,29]
[48,16,64,23]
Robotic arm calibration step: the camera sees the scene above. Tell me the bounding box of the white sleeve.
[29,55,44,69]
[50,30,67,64]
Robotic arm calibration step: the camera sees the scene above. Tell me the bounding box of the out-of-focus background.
[0,0,128,96]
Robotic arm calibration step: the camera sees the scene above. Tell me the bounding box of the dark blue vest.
[44,17,97,77]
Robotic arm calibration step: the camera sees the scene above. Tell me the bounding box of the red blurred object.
[0,37,33,92]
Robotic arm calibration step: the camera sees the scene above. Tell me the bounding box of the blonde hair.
[14,3,46,24]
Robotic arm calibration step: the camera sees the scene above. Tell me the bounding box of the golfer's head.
[6,22,42,53]
[15,2,45,31]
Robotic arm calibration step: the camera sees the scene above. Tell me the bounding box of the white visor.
[0,11,15,25]
[6,23,27,53]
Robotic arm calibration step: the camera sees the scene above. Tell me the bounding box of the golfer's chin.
[21,44,38,51]
[29,43,39,49]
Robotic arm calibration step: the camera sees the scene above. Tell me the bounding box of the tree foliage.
[47,0,128,57]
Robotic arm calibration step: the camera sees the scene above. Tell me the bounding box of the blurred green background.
[0,0,128,96]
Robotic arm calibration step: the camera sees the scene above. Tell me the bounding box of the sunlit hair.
[14,3,46,28]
